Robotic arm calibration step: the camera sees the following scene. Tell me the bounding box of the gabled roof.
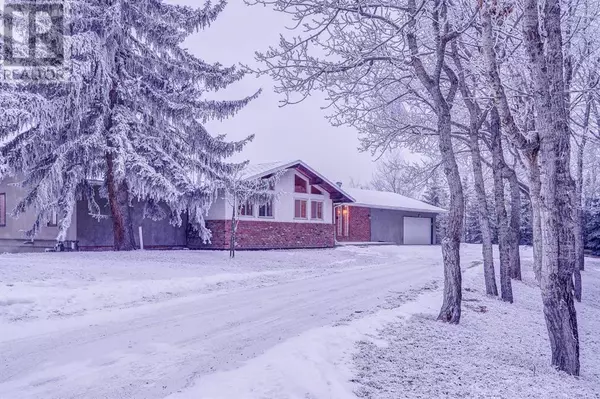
[243,160,355,203]
[342,188,447,214]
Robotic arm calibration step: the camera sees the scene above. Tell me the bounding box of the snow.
[0,245,448,398]
[169,246,600,399]
[343,187,448,213]
[1,245,598,398]
[241,160,291,180]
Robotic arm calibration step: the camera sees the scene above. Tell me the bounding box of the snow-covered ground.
[1,245,598,398]
[0,245,454,398]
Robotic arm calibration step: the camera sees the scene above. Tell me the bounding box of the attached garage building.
[334,188,447,245]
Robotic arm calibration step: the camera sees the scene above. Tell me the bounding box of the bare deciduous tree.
[249,0,473,323]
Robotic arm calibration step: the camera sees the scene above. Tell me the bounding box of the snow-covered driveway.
[0,245,463,399]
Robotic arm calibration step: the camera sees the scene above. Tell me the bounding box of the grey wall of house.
[369,208,438,245]
[0,177,77,243]
[76,195,188,249]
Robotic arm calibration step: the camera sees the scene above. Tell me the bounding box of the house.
[334,188,446,245]
[0,177,187,253]
[0,160,446,253]
[187,160,354,250]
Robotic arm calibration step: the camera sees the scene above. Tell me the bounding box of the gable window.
[0,193,5,227]
[48,210,58,227]
[311,201,324,220]
[294,175,308,193]
[294,199,307,219]
[311,186,323,195]
[239,201,254,217]
[259,201,274,218]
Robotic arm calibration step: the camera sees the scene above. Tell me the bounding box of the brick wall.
[336,206,371,242]
[188,220,335,250]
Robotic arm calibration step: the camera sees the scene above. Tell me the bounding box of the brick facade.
[188,220,335,250]
[336,206,371,242]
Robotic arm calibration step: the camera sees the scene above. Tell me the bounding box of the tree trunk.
[522,0,580,375]
[106,153,136,251]
[575,126,588,274]
[230,203,236,258]
[526,155,543,282]
[573,133,585,301]
[507,169,522,280]
[469,131,498,296]
[490,108,513,303]
[436,107,464,324]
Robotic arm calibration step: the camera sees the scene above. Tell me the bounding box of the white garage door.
[403,217,432,245]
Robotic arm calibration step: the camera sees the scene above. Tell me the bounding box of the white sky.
[174,1,378,185]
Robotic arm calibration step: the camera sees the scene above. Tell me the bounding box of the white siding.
[204,191,228,220]
[209,169,334,224]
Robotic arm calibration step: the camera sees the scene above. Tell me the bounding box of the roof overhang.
[342,202,448,214]
[245,160,355,203]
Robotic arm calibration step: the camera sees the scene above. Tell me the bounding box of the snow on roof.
[241,161,290,180]
[342,188,447,214]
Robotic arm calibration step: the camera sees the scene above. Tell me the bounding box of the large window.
[259,201,274,218]
[294,199,307,219]
[239,201,254,217]
[294,175,308,193]
[311,201,323,220]
[0,193,5,227]
[311,186,323,195]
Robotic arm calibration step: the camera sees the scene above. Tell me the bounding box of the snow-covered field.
[1,245,598,398]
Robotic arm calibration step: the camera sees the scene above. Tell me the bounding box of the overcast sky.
[173,1,378,185]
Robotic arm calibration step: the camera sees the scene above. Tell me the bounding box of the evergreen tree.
[520,193,534,246]
[584,197,600,255]
[423,171,449,243]
[1,1,257,250]
[462,177,482,244]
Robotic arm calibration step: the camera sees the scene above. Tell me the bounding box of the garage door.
[403,217,432,245]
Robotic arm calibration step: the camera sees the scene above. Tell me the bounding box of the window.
[48,210,58,227]
[239,201,254,217]
[311,201,323,220]
[311,186,323,195]
[0,193,5,227]
[294,175,308,193]
[259,201,274,218]
[294,199,307,219]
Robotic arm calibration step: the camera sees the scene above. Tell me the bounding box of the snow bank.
[170,246,599,399]
[352,260,600,398]
[167,290,442,399]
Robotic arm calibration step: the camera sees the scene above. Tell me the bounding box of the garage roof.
[342,188,447,214]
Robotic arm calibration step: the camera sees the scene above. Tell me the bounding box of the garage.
[403,217,433,245]
[337,188,446,245]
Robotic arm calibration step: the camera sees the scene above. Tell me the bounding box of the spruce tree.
[585,197,600,255]
[423,171,449,244]
[1,1,257,250]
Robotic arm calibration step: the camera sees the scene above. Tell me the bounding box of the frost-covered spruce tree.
[0,7,84,239]
[95,0,258,251]
[2,1,257,250]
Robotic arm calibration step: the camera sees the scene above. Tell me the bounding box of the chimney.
[336,182,343,187]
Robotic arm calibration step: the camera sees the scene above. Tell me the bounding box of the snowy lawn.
[0,244,457,398]
[0,248,393,325]
[171,246,600,399]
